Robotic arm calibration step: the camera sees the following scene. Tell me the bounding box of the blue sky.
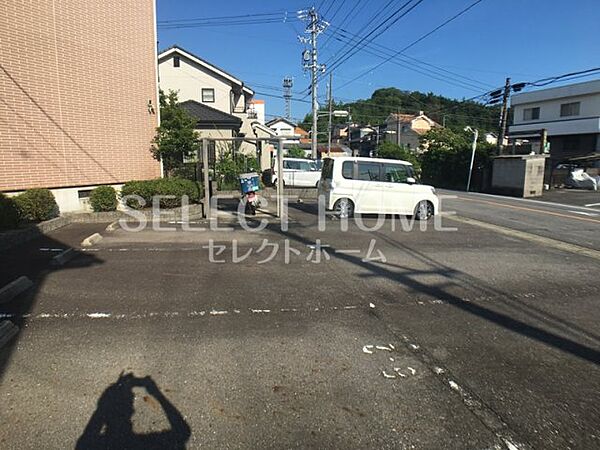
[157,0,600,122]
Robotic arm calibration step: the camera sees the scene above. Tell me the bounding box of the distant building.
[0,0,160,212]
[348,126,377,156]
[295,126,311,144]
[248,99,265,124]
[266,118,301,145]
[332,124,349,144]
[484,132,498,145]
[508,79,600,161]
[385,111,439,151]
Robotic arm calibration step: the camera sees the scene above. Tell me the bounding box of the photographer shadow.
[76,373,190,450]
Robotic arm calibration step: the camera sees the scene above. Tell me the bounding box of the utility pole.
[497,77,511,155]
[466,127,478,192]
[327,72,333,157]
[396,108,401,147]
[309,8,319,160]
[299,7,327,160]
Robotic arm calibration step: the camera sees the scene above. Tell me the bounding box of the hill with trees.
[301,87,501,136]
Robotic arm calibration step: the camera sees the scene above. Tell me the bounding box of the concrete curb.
[0,216,70,252]
[0,204,206,252]
[81,233,103,247]
[105,220,120,232]
[50,248,76,267]
[0,320,19,350]
[0,276,34,304]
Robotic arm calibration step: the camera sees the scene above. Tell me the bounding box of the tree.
[302,87,501,134]
[419,127,470,152]
[286,146,307,158]
[419,127,493,190]
[151,90,200,176]
[375,142,421,172]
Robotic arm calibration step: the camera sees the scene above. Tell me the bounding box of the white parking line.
[0,304,366,321]
[569,210,599,216]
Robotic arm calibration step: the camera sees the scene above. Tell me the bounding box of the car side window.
[357,162,381,181]
[298,161,311,171]
[285,161,300,170]
[342,161,354,179]
[283,161,290,169]
[383,163,409,183]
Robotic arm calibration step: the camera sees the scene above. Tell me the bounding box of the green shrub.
[14,188,59,222]
[120,178,201,209]
[0,193,20,231]
[90,186,118,212]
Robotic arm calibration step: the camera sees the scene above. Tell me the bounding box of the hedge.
[90,186,118,212]
[0,193,20,231]
[120,178,201,209]
[14,188,59,223]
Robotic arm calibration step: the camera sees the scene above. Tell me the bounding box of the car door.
[295,160,312,187]
[355,161,384,213]
[282,160,298,186]
[381,163,415,214]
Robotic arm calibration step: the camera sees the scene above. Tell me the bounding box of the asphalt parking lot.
[0,195,599,449]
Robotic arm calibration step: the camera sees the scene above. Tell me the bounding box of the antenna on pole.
[283,77,293,121]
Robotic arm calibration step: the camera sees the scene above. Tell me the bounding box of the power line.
[324,26,491,92]
[320,0,398,70]
[322,0,340,21]
[159,19,299,29]
[254,91,311,104]
[317,0,426,87]
[158,12,286,24]
[158,11,300,29]
[327,25,495,89]
[527,67,600,87]
[336,0,486,91]
[320,0,362,50]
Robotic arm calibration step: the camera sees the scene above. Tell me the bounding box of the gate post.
[277,138,284,218]
[202,138,210,220]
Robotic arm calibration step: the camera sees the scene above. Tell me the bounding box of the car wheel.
[334,198,354,219]
[414,201,433,221]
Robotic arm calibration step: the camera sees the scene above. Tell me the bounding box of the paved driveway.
[0,200,598,449]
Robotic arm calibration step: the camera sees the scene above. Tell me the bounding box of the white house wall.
[159,54,236,113]
[510,80,600,136]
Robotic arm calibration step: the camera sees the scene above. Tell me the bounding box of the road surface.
[0,194,598,449]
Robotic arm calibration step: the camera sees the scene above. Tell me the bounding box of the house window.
[560,102,580,117]
[78,189,93,199]
[173,56,180,68]
[523,107,540,121]
[202,88,215,103]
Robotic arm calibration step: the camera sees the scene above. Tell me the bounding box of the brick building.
[0,0,160,211]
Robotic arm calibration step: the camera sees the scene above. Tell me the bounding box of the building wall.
[510,80,600,139]
[411,117,433,133]
[249,100,265,124]
[0,0,160,194]
[159,54,235,113]
[512,93,600,130]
